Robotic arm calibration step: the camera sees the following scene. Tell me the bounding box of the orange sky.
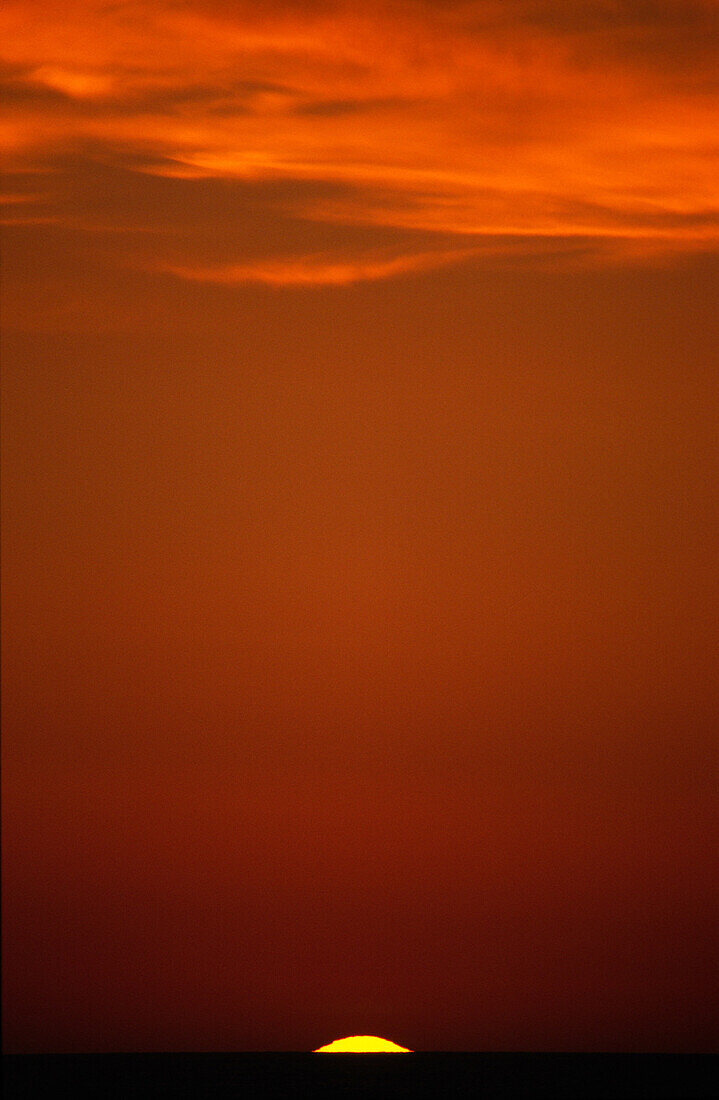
[2,1,718,1052]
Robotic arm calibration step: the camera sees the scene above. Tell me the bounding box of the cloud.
[162,247,477,286]
[1,0,718,280]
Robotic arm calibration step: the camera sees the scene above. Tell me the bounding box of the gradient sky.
[2,0,718,1052]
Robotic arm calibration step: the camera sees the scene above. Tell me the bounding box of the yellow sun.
[313,1035,412,1053]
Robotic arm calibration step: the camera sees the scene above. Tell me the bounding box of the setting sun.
[313,1036,412,1053]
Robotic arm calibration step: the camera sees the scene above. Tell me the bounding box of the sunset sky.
[2,0,718,1052]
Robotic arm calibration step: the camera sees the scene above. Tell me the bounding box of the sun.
[313,1035,412,1053]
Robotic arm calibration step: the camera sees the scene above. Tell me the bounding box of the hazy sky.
[2,0,718,1051]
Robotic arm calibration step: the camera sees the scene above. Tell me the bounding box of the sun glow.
[313,1035,412,1053]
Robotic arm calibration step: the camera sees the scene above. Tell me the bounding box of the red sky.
[2,1,718,1051]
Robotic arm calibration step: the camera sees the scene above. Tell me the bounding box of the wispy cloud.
[163,247,478,286]
[2,0,718,279]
